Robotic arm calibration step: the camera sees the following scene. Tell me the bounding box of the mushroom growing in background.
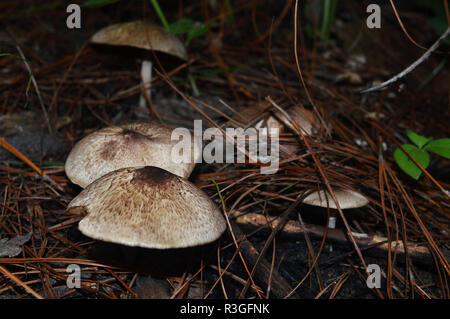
[271,106,317,136]
[90,20,188,117]
[65,121,200,188]
[230,101,318,136]
[226,101,319,157]
[67,166,226,249]
[302,188,369,250]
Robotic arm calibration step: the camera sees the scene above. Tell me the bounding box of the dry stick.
[361,26,450,93]
[234,212,444,266]
[0,264,43,299]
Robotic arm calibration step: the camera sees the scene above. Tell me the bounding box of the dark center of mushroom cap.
[120,128,155,141]
[98,129,155,161]
[131,166,179,187]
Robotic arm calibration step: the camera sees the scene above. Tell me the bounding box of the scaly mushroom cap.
[65,122,200,188]
[303,189,369,209]
[90,20,188,61]
[67,166,227,249]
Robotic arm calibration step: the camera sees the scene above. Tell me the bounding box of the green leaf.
[82,0,120,8]
[169,18,195,35]
[406,129,432,149]
[185,23,210,46]
[424,138,450,159]
[394,144,430,180]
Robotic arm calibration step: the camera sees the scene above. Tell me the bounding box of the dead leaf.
[0,233,32,257]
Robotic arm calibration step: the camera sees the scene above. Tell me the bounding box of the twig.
[235,212,448,266]
[361,27,450,93]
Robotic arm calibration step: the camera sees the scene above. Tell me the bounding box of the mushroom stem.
[138,60,153,117]
[327,212,337,252]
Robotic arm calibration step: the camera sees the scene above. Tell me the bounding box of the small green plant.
[394,129,450,180]
[0,53,33,96]
[304,0,338,42]
[149,0,209,46]
[414,0,449,43]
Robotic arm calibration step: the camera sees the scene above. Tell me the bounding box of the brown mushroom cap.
[303,189,369,210]
[67,166,226,249]
[90,20,188,61]
[65,122,200,188]
[229,101,316,135]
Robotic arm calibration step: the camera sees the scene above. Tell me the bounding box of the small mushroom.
[65,122,200,188]
[273,107,317,136]
[302,189,369,211]
[302,188,369,251]
[90,20,188,117]
[231,101,317,136]
[67,166,227,249]
[227,101,318,156]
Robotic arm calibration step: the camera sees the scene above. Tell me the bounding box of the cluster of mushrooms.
[65,121,227,249]
[65,20,370,256]
[65,21,226,250]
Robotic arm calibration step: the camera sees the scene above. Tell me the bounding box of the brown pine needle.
[0,265,43,299]
[0,137,43,176]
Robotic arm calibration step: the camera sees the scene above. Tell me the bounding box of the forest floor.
[0,1,449,299]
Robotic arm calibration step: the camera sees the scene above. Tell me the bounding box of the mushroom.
[230,101,317,136]
[90,20,188,117]
[67,166,226,249]
[272,106,317,136]
[65,121,200,188]
[226,101,318,156]
[302,188,369,250]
